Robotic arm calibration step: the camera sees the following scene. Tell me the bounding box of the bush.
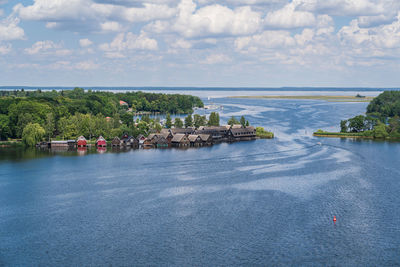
[256,127,274,139]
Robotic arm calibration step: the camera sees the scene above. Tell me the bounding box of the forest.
[0,88,204,143]
[338,91,400,139]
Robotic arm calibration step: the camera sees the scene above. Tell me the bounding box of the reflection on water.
[1,95,400,266]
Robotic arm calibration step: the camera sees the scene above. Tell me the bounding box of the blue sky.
[0,0,400,87]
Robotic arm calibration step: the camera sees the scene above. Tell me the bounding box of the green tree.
[348,115,365,132]
[194,114,207,128]
[388,115,400,133]
[16,113,33,138]
[44,113,55,141]
[174,117,183,128]
[22,123,45,146]
[372,122,389,138]
[246,120,250,127]
[0,114,10,140]
[166,113,172,128]
[208,112,220,126]
[227,116,239,126]
[240,116,246,127]
[141,114,151,124]
[184,114,193,128]
[154,122,162,132]
[120,112,133,126]
[340,120,348,133]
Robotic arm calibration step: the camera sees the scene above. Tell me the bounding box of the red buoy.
[333,216,337,223]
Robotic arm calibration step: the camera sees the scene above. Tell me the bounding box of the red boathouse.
[77,136,87,147]
[96,136,107,147]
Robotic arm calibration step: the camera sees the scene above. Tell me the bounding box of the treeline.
[0,88,204,142]
[339,91,400,139]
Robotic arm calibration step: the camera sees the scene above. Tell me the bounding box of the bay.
[1,91,400,266]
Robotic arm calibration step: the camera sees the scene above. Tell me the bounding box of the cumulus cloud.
[0,16,25,41]
[14,0,176,32]
[24,40,72,56]
[79,38,93,47]
[265,1,316,28]
[75,60,99,70]
[339,14,400,50]
[99,32,158,58]
[200,53,231,64]
[235,30,295,51]
[100,21,123,32]
[0,43,11,55]
[166,0,262,38]
[297,0,387,17]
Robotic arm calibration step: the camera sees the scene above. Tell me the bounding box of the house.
[50,140,68,148]
[154,135,169,148]
[198,134,213,146]
[111,137,121,147]
[188,134,202,147]
[160,131,174,147]
[171,133,190,147]
[96,136,106,147]
[170,127,195,135]
[231,124,243,129]
[195,126,230,142]
[229,126,256,141]
[120,134,137,147]
[137,134,146,145]
[119,100,129,106]
[77,136,87,147]
[143,137,155,149]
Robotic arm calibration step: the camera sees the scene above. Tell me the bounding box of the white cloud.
[100,21,122,32]
[79,38,93,47]
[75,60,99,70]
[0,16,25,41]
[171,0,262,38]
[14,0,176,32]
[24,40,72,56]
[235,30,295,51]
[265,2,316,28]
[297,0,387,16]
[0,43,11,55]
[201,53,231,64]
[99,32,158,55]
[171,38,192,49]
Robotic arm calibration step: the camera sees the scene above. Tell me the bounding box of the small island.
[314,91,400,140]
[0,88,273,149]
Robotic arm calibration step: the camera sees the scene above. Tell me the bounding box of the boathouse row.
[38,125,256,149]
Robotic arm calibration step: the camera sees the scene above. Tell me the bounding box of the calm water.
[1,94,400,266]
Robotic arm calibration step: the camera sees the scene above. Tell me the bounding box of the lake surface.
[1,91,400,266]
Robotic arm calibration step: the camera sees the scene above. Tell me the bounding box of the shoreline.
[229,95,374,102]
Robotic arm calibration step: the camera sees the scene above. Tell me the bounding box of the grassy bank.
[313,132,373,139]
[0,140,25,148]
[230,95,374,102]
[313,130,400,141]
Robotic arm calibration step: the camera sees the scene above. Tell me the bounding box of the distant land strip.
[229,95,375,102]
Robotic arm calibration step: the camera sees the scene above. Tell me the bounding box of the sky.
[0,0,400,87]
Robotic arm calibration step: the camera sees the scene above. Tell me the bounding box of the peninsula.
[0,88,273,148]
[230,95,374,102]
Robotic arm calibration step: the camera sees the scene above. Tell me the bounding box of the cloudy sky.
[0,0,400,87]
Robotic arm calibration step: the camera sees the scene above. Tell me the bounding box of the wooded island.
[314,91,400,140]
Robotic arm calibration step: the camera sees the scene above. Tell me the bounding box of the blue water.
[1,95,400,266]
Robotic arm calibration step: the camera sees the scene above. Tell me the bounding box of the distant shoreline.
[0,86,398,92]
[229,95,375,102]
